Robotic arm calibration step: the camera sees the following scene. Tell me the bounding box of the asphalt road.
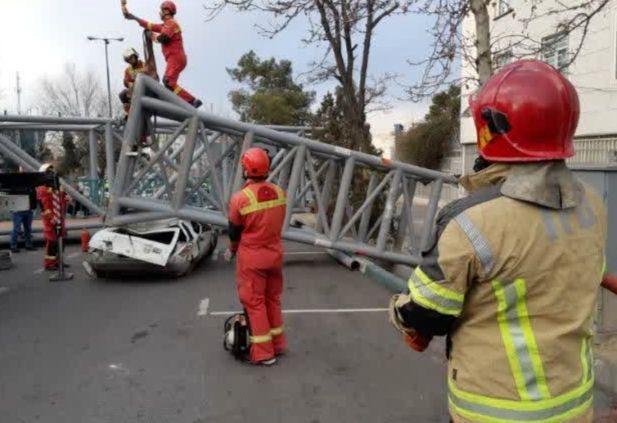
[0,242,450,423]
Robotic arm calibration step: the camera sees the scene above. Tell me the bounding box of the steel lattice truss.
[106,75,458,266]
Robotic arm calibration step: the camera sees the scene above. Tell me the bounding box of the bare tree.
[37,64,114,176]
[205,0,406,153]
[408,0,610,100]
[38,63,109,118]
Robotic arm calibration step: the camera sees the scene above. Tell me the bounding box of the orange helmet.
[469,59,579,162]
[160,1,177,15]
[241,148,270,178]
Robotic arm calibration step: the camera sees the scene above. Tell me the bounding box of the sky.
[0,0,435,155]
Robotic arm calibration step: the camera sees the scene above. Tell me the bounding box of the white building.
[460,0,617,176]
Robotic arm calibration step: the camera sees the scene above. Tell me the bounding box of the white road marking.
[208,307,388,317]
[67,252,81,259]
[197,298,210,316]
[33,268,45,274]
[0,287,10,296]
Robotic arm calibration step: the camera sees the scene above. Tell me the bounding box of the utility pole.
[87,36,124,117]
[16,73,22,115]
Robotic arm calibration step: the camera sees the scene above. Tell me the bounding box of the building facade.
[460,0,617,175]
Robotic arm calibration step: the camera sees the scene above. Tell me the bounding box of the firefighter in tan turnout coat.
[389,59,607,422]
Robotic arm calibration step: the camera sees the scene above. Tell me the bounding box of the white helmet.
[39,163,54,172]
[123,47,139,62]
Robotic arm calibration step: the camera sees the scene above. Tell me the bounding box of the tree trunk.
[470,0,493,85]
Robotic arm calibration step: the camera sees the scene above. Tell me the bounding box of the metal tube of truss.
[0,114,112,125]
[116,197,228,227]
[0,124,102,131]
[106,212,174,226]
[0,134,104,215]
[283,145,306,230]
[105,123,115,186]
[316,160,336,233]
[126,119,190,194]
[304,150,331,235]
[338,171,393,240]
[270,149,287,169]
[108,77,146,221]
[358,173,378,242]
[232,131,254,194]
[137,82,457,183]
[284,229,420,266]
[267,147,298,182]
[200,128,227,214]
[139,92,456,184]
[420,179,443,251]
[329,157,355,241]
[173,117,199,210]
[376,169,403,252]
[400,178,418,253]
[186,139,238,201]
[88,130,98,180]
[295,159,330,201]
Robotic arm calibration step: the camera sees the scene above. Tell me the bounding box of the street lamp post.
[87,36,124,118]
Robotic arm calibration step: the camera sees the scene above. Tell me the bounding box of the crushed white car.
[84,219,218,278]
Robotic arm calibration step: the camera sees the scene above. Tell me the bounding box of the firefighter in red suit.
[225,148,287,366]
[124,1,202,108]
[119,48,147,116]
[36,164,70,271]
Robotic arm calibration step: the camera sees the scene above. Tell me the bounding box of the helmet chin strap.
[473,156,492,173]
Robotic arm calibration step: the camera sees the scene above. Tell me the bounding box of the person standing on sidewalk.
[10,168,36,253]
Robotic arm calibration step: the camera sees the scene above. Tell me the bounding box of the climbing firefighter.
[124,1,202,108]
[389,59,607,423]
[119,47,147,118]
[225,148,287,366]
[36,164,71,272]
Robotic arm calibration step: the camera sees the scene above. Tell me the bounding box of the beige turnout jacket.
[408,162,606,423]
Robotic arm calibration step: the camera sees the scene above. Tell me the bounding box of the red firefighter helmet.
[160,1,177,15]
[241,148,270,178]
[469,59,580,162]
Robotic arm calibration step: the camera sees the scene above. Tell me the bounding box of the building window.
[497,0,511,16]
[541,33,569,71]
[494,50,513,70]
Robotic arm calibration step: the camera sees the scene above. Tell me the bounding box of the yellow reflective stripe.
[270,326,284,336]
[242,187,257,204]
[250,334,272,344]
[414,267,464,302]
[407,268,463,316]
[514,280,551,399]
[147,22,153,30]
[494,280,529,400]
[239,187,286,216]
[44,255,57,259]
[580,336,593,383]
[602,255,606,274]
[493,280,550,401]
[448,376,593,422]
[173,86,182,94]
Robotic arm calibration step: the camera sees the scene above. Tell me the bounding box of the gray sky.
[0,0,434,154]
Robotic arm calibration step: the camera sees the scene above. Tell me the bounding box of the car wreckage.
[84,219,218,278]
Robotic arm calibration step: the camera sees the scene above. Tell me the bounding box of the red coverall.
[229,181,287,362]
[36,186,69,269]
[119,60,147,113]
[137,17,196,104]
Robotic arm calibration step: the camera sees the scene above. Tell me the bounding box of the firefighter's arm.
[155,20,176,44]
[227,193,245,254]
[136,19,163,33]
[389,214,478,348]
